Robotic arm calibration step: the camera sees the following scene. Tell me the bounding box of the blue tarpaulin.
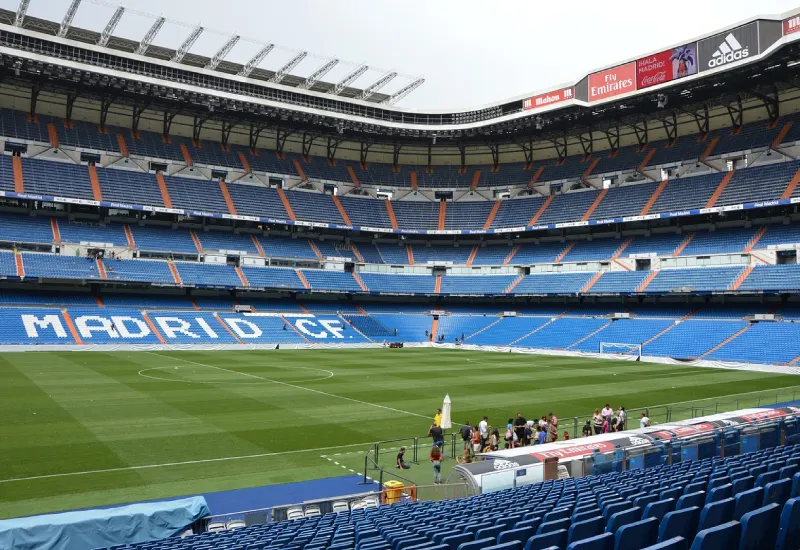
[0,496,209,550]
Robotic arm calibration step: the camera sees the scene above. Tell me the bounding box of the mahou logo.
[709,33,749,68]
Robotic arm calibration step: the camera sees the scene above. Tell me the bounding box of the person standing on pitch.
[434,408,442,428]
[479,416,489,449]
[429,422,444,449]
[460,421,472,451]
[514,413,527,446]
[430,445,443,484]
[640,412,651,428]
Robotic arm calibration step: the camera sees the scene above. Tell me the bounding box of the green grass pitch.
[1,348,799,519]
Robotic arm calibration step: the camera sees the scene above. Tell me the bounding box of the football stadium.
[4,1,800,548]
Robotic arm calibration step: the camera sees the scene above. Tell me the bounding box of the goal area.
[599,342,642,358]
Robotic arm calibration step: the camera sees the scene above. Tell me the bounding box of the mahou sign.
[522,88,574,110]
[588,63,636,102]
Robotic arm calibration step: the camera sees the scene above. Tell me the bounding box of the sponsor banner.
[587,63,636,102]
[522,88,575,110]
[785,15,800,35]
[636,43,698,89]
[698,22,758,72]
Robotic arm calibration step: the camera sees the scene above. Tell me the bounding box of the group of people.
[396,405,653,486]
[582,405,650,436]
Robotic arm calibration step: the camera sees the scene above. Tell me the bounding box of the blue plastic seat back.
[696,498,734,533]
[481,543,521,550]
[763,478,791,508]
[642,499,676,524]
[536,518,570,536]
[633,494,658,512]
[567,516,603,545]
[456,538,494,550]
[497,528,535,546]
[640,537,688,550]
[733,487,763,521]
[756,470,780,488]
[523,529,567,550]
[442,533,471,550]
[738,503,781,550]
[792,472,800,499]
[476,526,504,542]
[605,507,640,534]
[614,517,658,550]
[749,465,767,480]
[707,477,730,490]
[732,476,754,496]
[657,507,700,544]
[433,531,460,545]
[601,502,631,522]
[689,521,741,550]
[564,532,614,550]
[683,482,705,495]
[514,519,542,533]
[779,464,798,481]
[775,496,800,550]
[543,507,571,523]
[572,509,600,524]
[704,483,732,505]
[659,488,682,502]
[676,492,704,511]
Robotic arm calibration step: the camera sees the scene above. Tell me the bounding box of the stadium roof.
[0,2,427,105]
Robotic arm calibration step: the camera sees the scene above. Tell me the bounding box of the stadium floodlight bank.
[599,342,642,358]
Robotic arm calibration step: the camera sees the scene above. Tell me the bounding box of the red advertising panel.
[784,15,800,36]
[523,88,574,110]
[636,43,698,89]
[530,441,616,460]
[588,63,636,102]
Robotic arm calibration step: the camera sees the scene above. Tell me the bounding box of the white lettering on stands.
[110,316,150,339]
[155,317,199,339]
[22,314,67,338]
[226,319,263,339]
[319,319,345,339]
[296,319,327,338]
[75,316,119,339]
[195,318,219,339]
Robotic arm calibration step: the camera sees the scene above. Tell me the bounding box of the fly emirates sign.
[588,63,635,102]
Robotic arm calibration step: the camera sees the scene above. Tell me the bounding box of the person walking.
[430,445,443,484]
[428,423,444,449]
[471,424,482,455]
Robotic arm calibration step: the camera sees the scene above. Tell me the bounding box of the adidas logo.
[708,33,749,68]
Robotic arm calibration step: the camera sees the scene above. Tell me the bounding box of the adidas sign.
[708,33,749,68]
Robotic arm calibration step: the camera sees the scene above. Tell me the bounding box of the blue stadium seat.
[614,517,658,550]
[566,532,614,550]
[657,507,700,544]
[567,516,603,545]
[696,498,734,533]
[641,538,687,550]
[775,497,800,550]
[523,530,567,550]
[738,503,780,550]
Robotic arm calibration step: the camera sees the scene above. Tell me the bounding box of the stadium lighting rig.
[360,71,398,100]
[57,0,82,38]
[205,35,240,70]
[97,5,124,47]
[135,16,165,55]
[299,58,340,89]
[382,77,425,105]
[269,51,308,84]
[238,43,275,77]
[14,0,30,27]
[329,64,369,95]
[171,25,204,64]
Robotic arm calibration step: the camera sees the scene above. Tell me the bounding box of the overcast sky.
[8,0,800,109]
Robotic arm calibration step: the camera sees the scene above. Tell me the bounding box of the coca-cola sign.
[636,43,697,90]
